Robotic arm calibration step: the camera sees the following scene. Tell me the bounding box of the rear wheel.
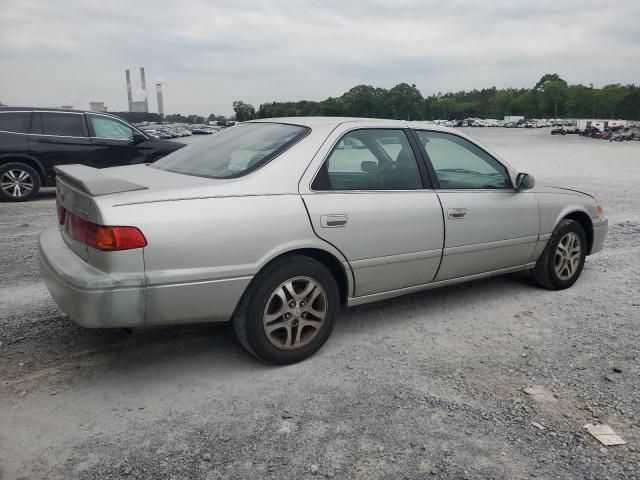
[532,219,587,290]
[233,255,339,364]
[0,162,41,202]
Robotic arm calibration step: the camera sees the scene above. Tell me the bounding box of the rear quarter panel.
[104,194,348,325]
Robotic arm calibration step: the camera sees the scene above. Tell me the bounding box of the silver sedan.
[39,118,608,364]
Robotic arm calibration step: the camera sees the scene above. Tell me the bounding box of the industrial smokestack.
[125,69,133,112]
[140,67,148,112]
[156,83,164,118]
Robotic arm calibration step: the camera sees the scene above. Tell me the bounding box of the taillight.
[68,213,146,251]
[57,204,66,225]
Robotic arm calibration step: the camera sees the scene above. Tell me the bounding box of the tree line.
[232,74,640,122]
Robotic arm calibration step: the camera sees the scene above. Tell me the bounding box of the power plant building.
[89,102,107,112]
[156,83,164,118]
[125,67,149,113]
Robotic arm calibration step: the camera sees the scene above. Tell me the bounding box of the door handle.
[447,208,467,219]
[320,214,348,228]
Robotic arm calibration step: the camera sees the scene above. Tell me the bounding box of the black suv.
[0,107,185,201]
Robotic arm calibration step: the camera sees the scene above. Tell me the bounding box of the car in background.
[39,117,607,364]
[0,107,185,201]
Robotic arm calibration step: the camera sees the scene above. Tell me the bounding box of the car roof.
[249,116,462,134]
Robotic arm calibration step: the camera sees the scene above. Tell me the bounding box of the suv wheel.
[0,162,41,202]
[233,255,339,364]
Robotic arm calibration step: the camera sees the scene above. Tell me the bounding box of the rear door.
[301,126,444,297]
[86,113,151,168]
[413,130,539,280]
[28,111,94,179]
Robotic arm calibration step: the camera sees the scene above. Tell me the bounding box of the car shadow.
[1,271,540,388]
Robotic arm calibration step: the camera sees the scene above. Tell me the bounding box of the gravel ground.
[1,128,639,480]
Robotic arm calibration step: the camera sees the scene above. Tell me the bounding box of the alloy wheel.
[262,276,328,350]
[554,232,582,280]
[1,169,34,199]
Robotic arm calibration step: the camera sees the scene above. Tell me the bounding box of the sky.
[1,0,638,116]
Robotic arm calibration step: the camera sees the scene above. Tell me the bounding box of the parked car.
[39,118,608,364]
[0,107,185,201]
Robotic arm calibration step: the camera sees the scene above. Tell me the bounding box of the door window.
[0,112,31,133]
[415,131,511,189]
[312,129,423,191]
[39,112,86,137]
[89,115,134,141]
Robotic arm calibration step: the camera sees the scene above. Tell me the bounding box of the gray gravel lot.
[1,128,639,479]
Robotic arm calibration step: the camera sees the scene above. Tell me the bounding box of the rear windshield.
[152,122,309,179]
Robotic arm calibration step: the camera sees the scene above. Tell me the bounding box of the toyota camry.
[38,118,608,364]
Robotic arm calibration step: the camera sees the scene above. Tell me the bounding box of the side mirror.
[361,161,378,174]
[132,132,147,144]
[515,172,535,190]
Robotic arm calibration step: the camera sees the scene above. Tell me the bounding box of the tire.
[233,255,340,364]
[532,219,587,290]
[0,162,41,202]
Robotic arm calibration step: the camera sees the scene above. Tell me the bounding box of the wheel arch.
[0,154,47,182]
[239,246,353,311]
[560,210,594,254]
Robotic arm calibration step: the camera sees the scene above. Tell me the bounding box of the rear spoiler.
[54,165,148,196]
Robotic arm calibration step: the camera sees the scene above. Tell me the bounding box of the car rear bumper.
[38,227,146,328]
[591,217,608,254]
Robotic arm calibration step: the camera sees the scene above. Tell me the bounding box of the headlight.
[595,201,605,218]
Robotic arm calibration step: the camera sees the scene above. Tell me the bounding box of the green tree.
[232,101,256,122]
[541,79,568,118]
[341,85,377,117]
[494,90,514,117]
[534,73,565,92]
[386,83,424,120]
[597,84,627,118]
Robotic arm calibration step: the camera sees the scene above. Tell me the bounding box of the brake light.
[57,204,66,225]
[68,213,146,251]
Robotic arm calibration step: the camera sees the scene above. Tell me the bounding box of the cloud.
[0,0,638,115]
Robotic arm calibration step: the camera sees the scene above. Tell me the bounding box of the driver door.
[414,130,539,280]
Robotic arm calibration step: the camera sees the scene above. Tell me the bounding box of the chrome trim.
[348,262,536,307]
[28,133,89,139]
[350,249,442,269]
[33,110,84,115]
[443,235,539,255]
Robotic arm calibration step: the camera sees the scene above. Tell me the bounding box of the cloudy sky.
[1,0,638,116]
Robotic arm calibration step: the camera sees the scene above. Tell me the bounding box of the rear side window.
[312,129,423,191]
[38,112,86,137]
[0,112,31,134]
[153,123,309,179]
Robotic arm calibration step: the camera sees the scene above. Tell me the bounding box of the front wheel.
[233,255,339,364]
[532,219,587,290]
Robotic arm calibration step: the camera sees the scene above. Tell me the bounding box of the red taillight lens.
[57,204,66,225]
[68,213,146,251]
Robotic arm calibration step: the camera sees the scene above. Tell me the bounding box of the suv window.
[312,129,423,191]
[153,122,308,179]
[0,112,31,134]
[38,112,86,137]
[88,115,134,141]
[415,131,511,189]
